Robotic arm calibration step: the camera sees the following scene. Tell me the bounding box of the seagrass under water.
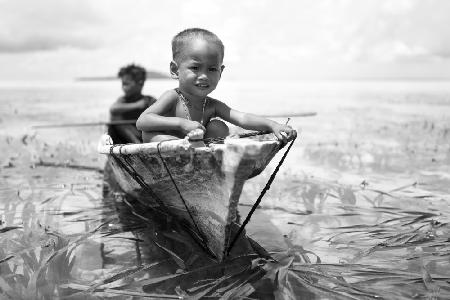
[1,80,450,299]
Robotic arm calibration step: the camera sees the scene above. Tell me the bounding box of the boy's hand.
[271,123,297,143]
[180,119,206,135]
[186,128,205,140]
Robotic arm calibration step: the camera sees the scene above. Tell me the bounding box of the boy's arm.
[110,97,148,117]
[213,99,297,142]
[136,90,205,135]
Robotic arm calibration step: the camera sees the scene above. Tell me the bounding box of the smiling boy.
[136,28,296,143]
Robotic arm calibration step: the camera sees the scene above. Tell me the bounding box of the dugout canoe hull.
[98,134,282,260]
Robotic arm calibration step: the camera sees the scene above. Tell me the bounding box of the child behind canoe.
[136,28,296,143]
[109,63,156,144]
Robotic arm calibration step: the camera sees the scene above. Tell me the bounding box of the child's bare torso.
[139,89,230,142]
[167,89,216,127]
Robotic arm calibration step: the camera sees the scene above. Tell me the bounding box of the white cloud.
[0,0,106,53]
[1,0,450,80]
[381,0,414,14]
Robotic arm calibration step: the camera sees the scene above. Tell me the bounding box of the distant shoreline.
[74,77,450,82]
[75,70,170,81]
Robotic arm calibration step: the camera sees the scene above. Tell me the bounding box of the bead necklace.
[176,89,207,125]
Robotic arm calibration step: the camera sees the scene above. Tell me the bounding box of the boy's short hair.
[117,64,146,82]
[172,28,224,63]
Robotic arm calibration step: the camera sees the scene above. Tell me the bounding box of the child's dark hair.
[172,28,224,62]
[117,64,146,82]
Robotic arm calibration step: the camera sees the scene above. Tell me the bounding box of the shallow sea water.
[1,79,450,299]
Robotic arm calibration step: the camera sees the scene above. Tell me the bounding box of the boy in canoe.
[109,63,157,144]
[136,28,296,143]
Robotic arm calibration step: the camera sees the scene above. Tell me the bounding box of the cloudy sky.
[1,0,450,81]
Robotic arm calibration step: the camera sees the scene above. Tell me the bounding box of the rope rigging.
[109,145,170,214]
[225,135,297,256]
[109,144,217,257]
[107,130,295,260]
[192,130,272,145]
[156,141,212,253]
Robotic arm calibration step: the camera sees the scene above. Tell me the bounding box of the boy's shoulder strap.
[174,88,189,105]
[174,88,182,98]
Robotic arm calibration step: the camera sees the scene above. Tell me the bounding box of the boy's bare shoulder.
[206,96,224,105]
[159,89,179,103]
[207,97,228,110]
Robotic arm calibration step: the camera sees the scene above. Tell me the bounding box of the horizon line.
[1,77,450,85]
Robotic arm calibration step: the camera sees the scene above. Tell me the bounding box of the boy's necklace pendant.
[177,90,207,125]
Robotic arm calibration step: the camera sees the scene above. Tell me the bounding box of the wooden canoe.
[98,133,282,261]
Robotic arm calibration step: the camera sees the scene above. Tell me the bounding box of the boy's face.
[172,38,224,100]
[121,75,143,97]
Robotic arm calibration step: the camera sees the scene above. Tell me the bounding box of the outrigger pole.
[31,112,317,129]
[31,120,136,129]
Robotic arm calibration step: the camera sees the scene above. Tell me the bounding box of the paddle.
[31,112,317,129]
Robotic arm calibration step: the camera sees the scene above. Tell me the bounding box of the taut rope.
[109,145,170,215]
[225,135,297,257]
[109,144,216,257]
[156,141,215,258]
[191,130,272,145]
